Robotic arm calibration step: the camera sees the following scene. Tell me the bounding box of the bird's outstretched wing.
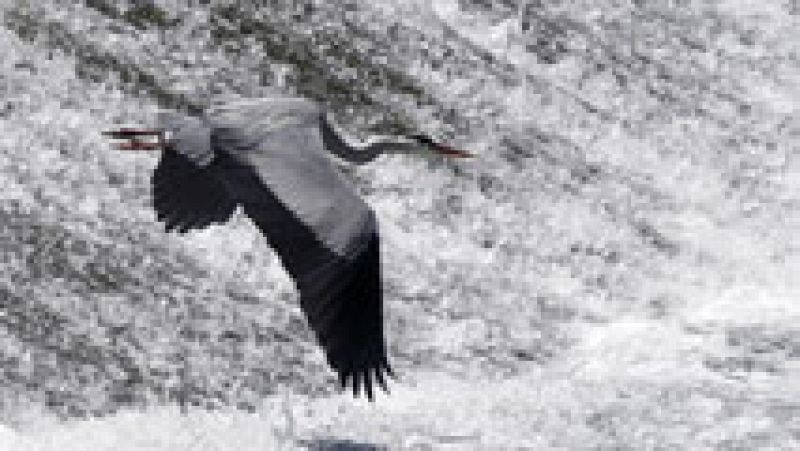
[293,214,393,401]
[212,149,393,400]
[152,149,237,233]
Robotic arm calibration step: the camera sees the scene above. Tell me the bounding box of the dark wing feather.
[214,151,392,400]
[295,223,392,401]
[152,149,237,233]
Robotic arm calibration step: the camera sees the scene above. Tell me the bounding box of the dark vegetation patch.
[85,0,179,29]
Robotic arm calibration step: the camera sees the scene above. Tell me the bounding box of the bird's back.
[206,97,372,259]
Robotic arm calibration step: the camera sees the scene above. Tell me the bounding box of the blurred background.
[0,0,797,448]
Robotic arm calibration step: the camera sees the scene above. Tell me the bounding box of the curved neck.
[319,113,418,164]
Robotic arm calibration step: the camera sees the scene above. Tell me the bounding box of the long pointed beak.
[433,144,475,158]
[406,134,476,159]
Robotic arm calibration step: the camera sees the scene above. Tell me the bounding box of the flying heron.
[103,96,473,401]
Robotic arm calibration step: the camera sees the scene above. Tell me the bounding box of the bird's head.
[405,134,475,159]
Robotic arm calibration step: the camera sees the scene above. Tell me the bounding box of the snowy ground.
[0,0,798,449]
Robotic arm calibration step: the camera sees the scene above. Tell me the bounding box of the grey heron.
[103,96,473,401]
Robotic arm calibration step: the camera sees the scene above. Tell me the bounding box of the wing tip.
[336,360,393,401]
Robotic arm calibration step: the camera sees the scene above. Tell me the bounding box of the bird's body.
[204,97,373,257]
[104,95,472,400]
